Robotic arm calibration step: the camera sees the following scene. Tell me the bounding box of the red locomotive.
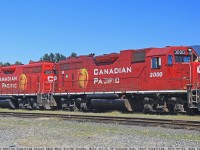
[0,61,57,109]
[0,46,200,113]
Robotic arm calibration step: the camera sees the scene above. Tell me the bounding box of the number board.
[174,50,186,55]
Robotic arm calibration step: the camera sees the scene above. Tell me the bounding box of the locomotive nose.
[195,64,200,87]
[197,65,200,74]
[194,64,200,111]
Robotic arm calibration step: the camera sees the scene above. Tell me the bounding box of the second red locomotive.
[0,61,57,109]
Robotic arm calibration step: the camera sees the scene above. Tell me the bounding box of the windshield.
[175,55,190,63]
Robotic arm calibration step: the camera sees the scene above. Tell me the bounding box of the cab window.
[167,55,173,65]
[175,56,190,63]
[151,57,161,69]
[193,53,198,62]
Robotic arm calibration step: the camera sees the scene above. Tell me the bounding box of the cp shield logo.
[197,65,200,74]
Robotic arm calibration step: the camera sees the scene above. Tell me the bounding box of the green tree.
[70,52,77,57]
[55,53,66,62]
[49,53,55,62]
[15,61,22,65]
[40,53,66,62]
[3,62,11,66]
[40,53,50,61]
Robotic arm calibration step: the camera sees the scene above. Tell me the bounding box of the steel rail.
[0,112,199,130]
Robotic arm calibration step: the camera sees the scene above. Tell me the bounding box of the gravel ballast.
[0,117,199,147]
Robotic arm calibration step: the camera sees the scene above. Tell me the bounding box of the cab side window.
[175,56,190,62]
[151,57,161,69]
[167,55,173,65]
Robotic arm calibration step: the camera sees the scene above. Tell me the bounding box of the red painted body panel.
[0,61,55,95]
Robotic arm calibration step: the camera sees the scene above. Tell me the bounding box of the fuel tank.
[90,98,133,111]
[0,96,16,109]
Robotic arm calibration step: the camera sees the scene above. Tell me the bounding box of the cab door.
[166,55,180,90]
[146,56,164,90]
[174,63,190,90]
[166,54,191,90]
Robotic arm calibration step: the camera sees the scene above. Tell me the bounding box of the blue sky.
[0,0,200,64]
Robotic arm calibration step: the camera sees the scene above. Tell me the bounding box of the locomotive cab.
[168,48,200,112]
[143,46,200,113]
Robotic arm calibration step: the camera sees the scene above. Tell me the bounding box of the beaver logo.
[77,68,88,88]
[19,74,27,90]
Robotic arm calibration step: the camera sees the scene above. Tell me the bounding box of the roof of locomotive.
[146,46,171,57]
[58,46,198,64]
[0,60,54,69]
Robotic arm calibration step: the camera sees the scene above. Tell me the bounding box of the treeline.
[0,52,77,66]
[40,53,66,63]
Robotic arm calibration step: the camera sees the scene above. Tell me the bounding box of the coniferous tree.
[70,52,77,57]
[15,61,23,65]
[3,62,11,66]
[49,53,55,62]
[40,53,66,62]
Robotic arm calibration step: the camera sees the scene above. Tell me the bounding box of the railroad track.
[0,111,199,130]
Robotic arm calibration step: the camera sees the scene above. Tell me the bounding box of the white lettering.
[48,76,57,82]
[115,77,120,83]
[94,67,132,75]
[109,69,113,74]
[121,68,126,73]
[48,76,54,82]
[127,67,132,73]
[94,69,98,75]
[104,69,108,74]
[0,76,17,82]
[2,83,17,88]
[99,69,104,75]
[114,68,119,74]
[94,78,99,84]
[150,72,163,78]
[54,76,57,81]
[93,77,120,84]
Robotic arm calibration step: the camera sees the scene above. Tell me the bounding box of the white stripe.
[138,90,187,93]
[0,93,37,96]
[0,90,187,97]
[53,90,187,95]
